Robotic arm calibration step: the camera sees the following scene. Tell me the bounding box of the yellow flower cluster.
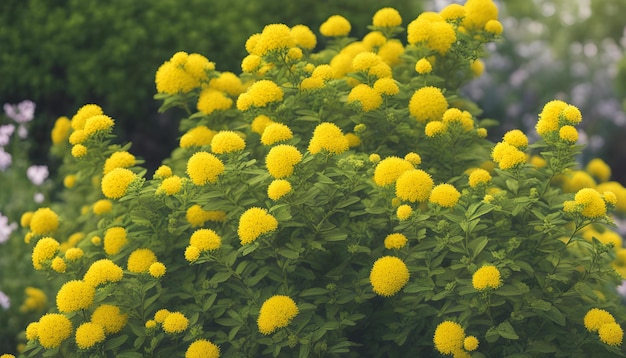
[32,237,60,270]
[236,80,283,111]
[433,321,477,356]
[34,313,73,348]
[491,142,526,170]
[56,280,95,313]
[155,51,214,94]
[584,308,623,346]
[319,15,351,37]
[267,179,292,200]
[237,207,278,245]
[308,122,349,155]
[429,183,461,208]
[384,233,408,249]
[395,169,434,203]
[197,88,233,115]
[347,84,383,112]
[265,145,302,178]
[29,207,59,235]
[407,12,456,55]
[20,287,47,313]
[189,228,222,254]
[468,168,492,188]
[257,295,299,334]
[211,131,245,154]
[536,100,582,143]
[180,126,216,148]
[127,248,158,273]
[409,86,448,123]
[186,339,221,358]
[75,322,105,349]
[101,167,137,199]
[261,123,293,146]
[373,156,414,187]
[471,265,502,290]
[185,205,227,227]
[563,188,608,219]
[103,226,128,255]
[369,256,409,296]
[372,7,402,28]
[51,116,71,144]
[91,304,128,334]
[186,151,225,185]
[156,175,183,195]
[162,311,189,334]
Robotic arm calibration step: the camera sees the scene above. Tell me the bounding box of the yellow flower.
[197,88,233,115]
[91,236,102,246]
[559,125,578,143]
[154,309,171,323]
[587,158,611,182]
[472,265,502,290]
[396,205,413,220]
[103,151,135,175]
[563,104,582,124]
[268,179,292,200]
[51,116,71,144]
[396,169,434,203]
[56,280,95,313]
[370,256,410,296]
[64,247,83,261]
[32,237,60,270]
[185,205,226,227]
[265,145,302,178]
[362,31,387,50]
[25,322,39,340]
[241,55,262,73]
[163,312,189,334]
[101,167,136,199]
[251,115,274,135]
[464,336,479,351]
[491,142,526,170]
[372,7,402,28]
[37,313,73,348]
[484,19,503,35]
[373,78,399,96]
[347,84,383,112]
[384,233,408,249]
[211,131,245,154]
[476,127,488,138]
[261,123,293,146]
[149,262,167,278]
[429,183,461,208]
[440,4,466,20]
[409,86,448,123]
[103,226,128,256]
[71,104,104,130]
[30,207,59,235]
[257,295,299,335]
[300,77,325,90]
[153,165,173,179]
[415,58,432,74]
[291,24,317,50]
[186,339,221,358]
[83,114,114,137]
[238,207,278,245]
[502,129,528,149]
[584,308,616,332]
[72,143,88,158]
[425,121,447,137]
[127,248,158,273]
[463,0,499,31]
[254,23,295,56]
[536,100,567,136]
[69,130,87,145]
[308,122,349,155]
[145,320,157,329]
[90,304,128,334]
[20,211,33,228]
[403,152,421,166]
[209,71,244,96]
[433,321,465,355]
[51,257,66,273]
[574,188,606,218]
[75,322,105,349]
[377,39,404,66]
[369,153,381,163]
[190,229,222,252]
[185,246,201,262]
[186,151,225,185]
[352,52,381,72]
[180,126,216,148]
[373,156,414,187]
[238,80,283,110]
[320,15,351,37]
[599,322,624,346]
[157,175,183,195]
[20,287,47,313]
[468,168,492,188]
[93,199,113,215]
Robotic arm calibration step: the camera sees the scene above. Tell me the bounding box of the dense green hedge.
[0,0,421,170]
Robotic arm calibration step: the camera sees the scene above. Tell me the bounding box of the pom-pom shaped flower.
[347,84,383,112]
[32,237,60,270]
[185,205,226,227]
[261,123,293,146]
[491,142,526,170]
[429,183,461,208]
[291,24,317,50]
[71,144,88,158]
[440,4,466,20]
[241,55,262,73]
[209,71,244,96]
[464,336,479,351]
[468,169,492,188]
[154,309,171,323]
[91,304,128,334]
[65,247,84,261]
[103,227,128,256]
[101,167,137,199]
[369,256,410,296]
[251,115,274,135]
[186,339,221,358]
[378,40,404,66]
[396,169,434,203]
[197,88,233,115]
[409,86,448,123]
[238,207,278,245]
[265,145,302,178]
[37,313,73,348]
[127,248,158,273]
[373,7,402,28]
[186,151,225,185]
[563,104,582,124]
[237,80,283,110]
[83,115,114,137]
[396,204,413,220]
[51,116,71,144]
[574,188,607,219]
[153,165,173,179]
[30,207,59,235]
[185,246,201,262]
[384,233,408,249]
[93,199,113,215]
[536,100,567,136]
[257,295,299,335]
[472,265,502,290]
[103,151,135,175]
[149,262,166,278]
[155,52,205,94]
[415,58,432,74]
[425,121,447,137]
[83,258,124,287]
[373,156,414,187]
[211,131,245,154]
[180,126,216,148]
[559,125,578,143]
[587,158,611,183]
[502,129,528,149]
[433,321,465,355]
[320,15,351,37]
[25,322,39,340]
[463,0,499,31]
[75,322,105,349]
[51,257,66,273]
[253,24,295,56]
[21,287,47,313]
[404,152,421,165]
[71,104,103,130]
[56,280,95,313]
[163,311,189,334]
[267,179,292,200]
[584,308,616,332]
[373,78,399,96]
[190,229,222,252]
[308,122,349,155]
[599,322,624,346]
[156,175,183,195]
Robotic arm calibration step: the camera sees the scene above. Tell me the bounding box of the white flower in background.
[34,192,44,203]
[0,290,9,310]
[27,165,48,185]
[0,124,15,147]
[618,280,626,298]
[0,212,17,244]
[17,125,28,139]
[0,148,11,171]
[4,100,35,124]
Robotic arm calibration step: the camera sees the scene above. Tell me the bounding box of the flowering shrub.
[9,1,626,357]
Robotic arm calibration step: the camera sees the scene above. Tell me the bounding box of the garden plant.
[4,0,626,357]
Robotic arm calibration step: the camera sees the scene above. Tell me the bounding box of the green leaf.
[495,321,519,340]
[299,287,329,297]
[209,271,232,284]
[278,247,300,259]
[469,236,489,258]
[541,306,566,326]
[506,179,519,194]
[104,334,129,350]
